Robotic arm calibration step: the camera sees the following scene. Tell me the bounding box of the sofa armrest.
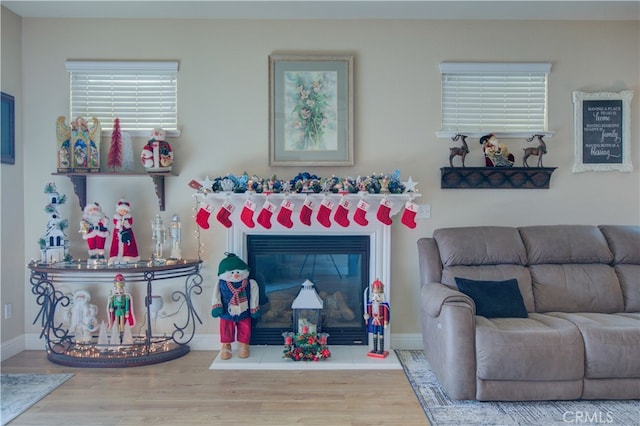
[421,282,477,400]
[423,282,474,317]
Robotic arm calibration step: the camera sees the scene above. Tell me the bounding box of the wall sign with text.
[572,90,633,172]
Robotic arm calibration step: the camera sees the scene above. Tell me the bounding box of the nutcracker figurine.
[364,278,390,358]
[107,274,136,338]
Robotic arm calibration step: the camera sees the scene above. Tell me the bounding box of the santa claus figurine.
[211,253,261,360]
[140,128,173,172]
[109,199,140,264]
[80,202,109,263]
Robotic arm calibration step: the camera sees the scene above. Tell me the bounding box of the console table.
[27,259,203,367]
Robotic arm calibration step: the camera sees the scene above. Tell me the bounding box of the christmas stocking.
[353,199,370,227]
[333,197,351,228]
[240,199,256,228]
[257,200,276,229]
[216,200,234,228]
[299,198,314,226]
[316,198,334,228]
[195,204,212,229]
[277,199,295,229]
[401,201,418,229]
[376,198,393,226]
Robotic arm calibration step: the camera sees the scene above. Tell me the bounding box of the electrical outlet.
[4,303,12,319]
[416,204,431,219]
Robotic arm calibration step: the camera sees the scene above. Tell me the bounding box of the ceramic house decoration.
[39,182,70,263]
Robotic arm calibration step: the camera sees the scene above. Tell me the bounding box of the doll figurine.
[80,202,109,262]
[69,289,98,344]
[109,199,140,264]
[211,253,261,360]
[364,278,390,358]
[107,273,136,336]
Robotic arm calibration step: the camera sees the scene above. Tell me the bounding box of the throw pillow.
[454,277,528,318]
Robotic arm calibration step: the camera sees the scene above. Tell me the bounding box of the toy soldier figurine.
[364,278,390,358]
[107,273,136,336]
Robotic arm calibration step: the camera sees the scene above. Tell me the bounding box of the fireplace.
[197,191,418,352]
[247,234,369,345]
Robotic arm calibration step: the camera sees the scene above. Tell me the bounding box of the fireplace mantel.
[193,191,420,350]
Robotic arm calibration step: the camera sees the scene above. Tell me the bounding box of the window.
[65,61,179,136]
[439,62,551,137]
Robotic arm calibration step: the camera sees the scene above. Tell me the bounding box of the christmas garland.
[192,170,413,195]
[282,332,331,362]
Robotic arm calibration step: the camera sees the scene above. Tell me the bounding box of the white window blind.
[440,62,551,135]
[65,61,179,135]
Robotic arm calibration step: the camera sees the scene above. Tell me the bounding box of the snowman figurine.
[211,253,261,360]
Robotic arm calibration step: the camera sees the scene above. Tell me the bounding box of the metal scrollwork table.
[27,259,203,367]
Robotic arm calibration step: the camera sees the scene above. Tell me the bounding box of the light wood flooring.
[2,350,428,425]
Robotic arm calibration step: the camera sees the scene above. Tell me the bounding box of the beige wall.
[1,7,25,353]
[5,16,640,350]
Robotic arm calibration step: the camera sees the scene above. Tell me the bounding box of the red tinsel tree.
[107,118,123,171]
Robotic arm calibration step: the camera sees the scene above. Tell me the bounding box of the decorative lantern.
[291,279,324,334]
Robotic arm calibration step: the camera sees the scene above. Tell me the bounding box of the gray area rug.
[396,350,640,426]
[1,373,74,425]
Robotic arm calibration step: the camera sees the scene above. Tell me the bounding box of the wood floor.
[2,350,428,425]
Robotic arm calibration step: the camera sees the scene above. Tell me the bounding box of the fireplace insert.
[247,234,369,345]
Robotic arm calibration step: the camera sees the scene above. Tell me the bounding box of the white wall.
[1,7,25,358]
[8,17,640,351]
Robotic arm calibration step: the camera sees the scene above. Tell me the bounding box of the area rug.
[210,345,402,370]
[1,373,74,425]
[396,350,640,426]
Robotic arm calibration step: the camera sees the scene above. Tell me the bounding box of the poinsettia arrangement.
[283,332,331,362]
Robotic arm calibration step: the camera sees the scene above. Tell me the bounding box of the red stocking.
[195,204,212,229]
[316,198,334,228]
[333,197,351,228]
[401,201,418,229]
[277,199,294,229]
[353,199,370,227]
[257,200,276,229]
[376,198,393,226]
[299,198,313,226]
[240,199,256,228]
[216,201,234,228]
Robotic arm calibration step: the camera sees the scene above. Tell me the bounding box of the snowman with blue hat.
[212,253,261,360]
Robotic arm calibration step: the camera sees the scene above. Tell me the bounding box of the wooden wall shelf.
[52,172,176,211]
[440,167,557,189]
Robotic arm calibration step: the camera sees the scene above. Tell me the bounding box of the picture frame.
[572,90,633,172]
[1,92,15,165]
[269,54,353,166]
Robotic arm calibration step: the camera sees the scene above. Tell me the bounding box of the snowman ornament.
[140,128,173,172]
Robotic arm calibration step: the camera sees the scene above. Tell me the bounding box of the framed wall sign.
[572,90,633,172]
[269,54,353,166]
[1,92,15,165]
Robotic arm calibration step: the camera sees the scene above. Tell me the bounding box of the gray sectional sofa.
[417,225,639,401]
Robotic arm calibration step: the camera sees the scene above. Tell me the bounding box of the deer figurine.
[523,134,547,167]
[449,134,469,167]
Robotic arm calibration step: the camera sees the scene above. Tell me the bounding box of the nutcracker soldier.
[107,273,136,339]
[364,278,390,358]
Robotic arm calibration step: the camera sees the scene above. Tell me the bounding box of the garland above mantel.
[188,171,421,231]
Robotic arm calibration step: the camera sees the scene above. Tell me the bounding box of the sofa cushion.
[529,264,624,313]
[519,225,613,265]
[599,225,640,312]
[455,277,528,318]
[547,313,640,379]
[475,313,584,381]
[434,226,528,267]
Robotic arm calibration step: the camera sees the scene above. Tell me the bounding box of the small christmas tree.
[107,118,123,171]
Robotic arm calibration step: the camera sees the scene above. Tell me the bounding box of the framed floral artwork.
[269,54,354,166]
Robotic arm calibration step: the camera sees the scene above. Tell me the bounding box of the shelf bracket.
[68,175,87,210]
[150,175,166,211]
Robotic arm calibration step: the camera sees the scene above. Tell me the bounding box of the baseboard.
[1,335,26,362]
[21,332,424,352]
